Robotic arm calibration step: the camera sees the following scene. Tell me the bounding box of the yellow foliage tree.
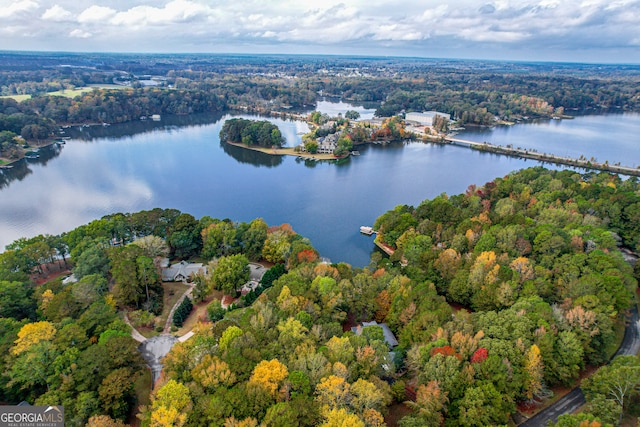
[150,380,192,427]
[320,408,365,427]
[316,375,351,411]
[524,344,544,401]
[150,406,187,427]
[223,417,259,427]
[191,354,236,391]
[248,359,288,398]
[350,379,386,415]
[12,321,57,355]
[86,415,127,427]
[40,289,54,311]
[362,409,385,427]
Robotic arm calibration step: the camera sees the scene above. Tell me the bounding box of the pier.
[444,136,640,177]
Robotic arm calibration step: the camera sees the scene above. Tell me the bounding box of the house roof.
[162,261,205,281]
[351,321,399,348]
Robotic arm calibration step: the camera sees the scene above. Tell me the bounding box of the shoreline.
[225,141,345,160]
[0,139,61,168]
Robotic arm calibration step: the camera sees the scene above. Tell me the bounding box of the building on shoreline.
[405,111,451,126]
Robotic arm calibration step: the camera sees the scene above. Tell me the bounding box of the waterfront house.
[162,261,206,282]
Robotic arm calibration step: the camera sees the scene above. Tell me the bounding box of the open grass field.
[0,85,127,102]
[0,94,31,101]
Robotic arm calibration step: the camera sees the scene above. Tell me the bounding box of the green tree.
[98,367,139,420]
[582,355,640,424]
[168,213,202,259]
[212,254,250,296]
[0,280,35,320]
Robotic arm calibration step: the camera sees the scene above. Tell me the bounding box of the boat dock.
[360,226,375,235]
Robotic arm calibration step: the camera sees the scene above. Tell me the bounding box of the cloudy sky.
[1,0,639,63]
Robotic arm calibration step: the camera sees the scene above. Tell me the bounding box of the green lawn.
[1,85,126,102]
[0,94,31,101]
[46,87,94,98]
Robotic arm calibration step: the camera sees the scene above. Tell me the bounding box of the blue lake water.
[0,109,638,267]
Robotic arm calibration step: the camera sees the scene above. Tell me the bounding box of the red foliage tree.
[297,249,318,264]
[470,347,488,364]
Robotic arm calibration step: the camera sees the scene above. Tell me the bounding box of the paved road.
[520,306,640,426]
[138,335,178,386]
[249,263,267,281]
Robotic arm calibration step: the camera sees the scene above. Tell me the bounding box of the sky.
[1,0,639,63]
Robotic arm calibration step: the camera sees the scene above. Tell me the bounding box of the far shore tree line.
[3,53,640,160]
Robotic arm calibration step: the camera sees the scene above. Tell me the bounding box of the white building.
[405,111,451,126]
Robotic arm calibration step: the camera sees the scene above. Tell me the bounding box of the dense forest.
[2,167,639,426]
[219,118,284,148]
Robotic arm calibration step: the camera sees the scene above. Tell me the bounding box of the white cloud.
[78,5,116,23]
[0,0,638,61]
[69,28,91,38]
[42,4,73,21]
[0,0,39,18]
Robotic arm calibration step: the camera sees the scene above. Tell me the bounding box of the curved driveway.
[520,306,640,426]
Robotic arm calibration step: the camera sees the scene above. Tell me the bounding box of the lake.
[1,108,639,267]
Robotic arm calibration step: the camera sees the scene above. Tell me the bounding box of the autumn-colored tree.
[320,408,364,427]
[374,290,391,323]
[248,359,289,398]
[219,325,244,351]
[434,249,461,280]
[362,408,385,427]
[224,417,259,427]
[430,346,459,360]
[297,249,319,264]
[470,348,488,364]
[316,375,351,411]
[40,289,54,311]
[191,354,236,391]
[98,367,139,420]
[406,381,448,426]
[150,380,192,427]
[12,321,56,355]
[524,344,544,400]
[350,378,386,415]
[276,317,308,349]
[451,331,482,359]
[326,336,355,365]
[86,415,127,427]
[510,256,535,283]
